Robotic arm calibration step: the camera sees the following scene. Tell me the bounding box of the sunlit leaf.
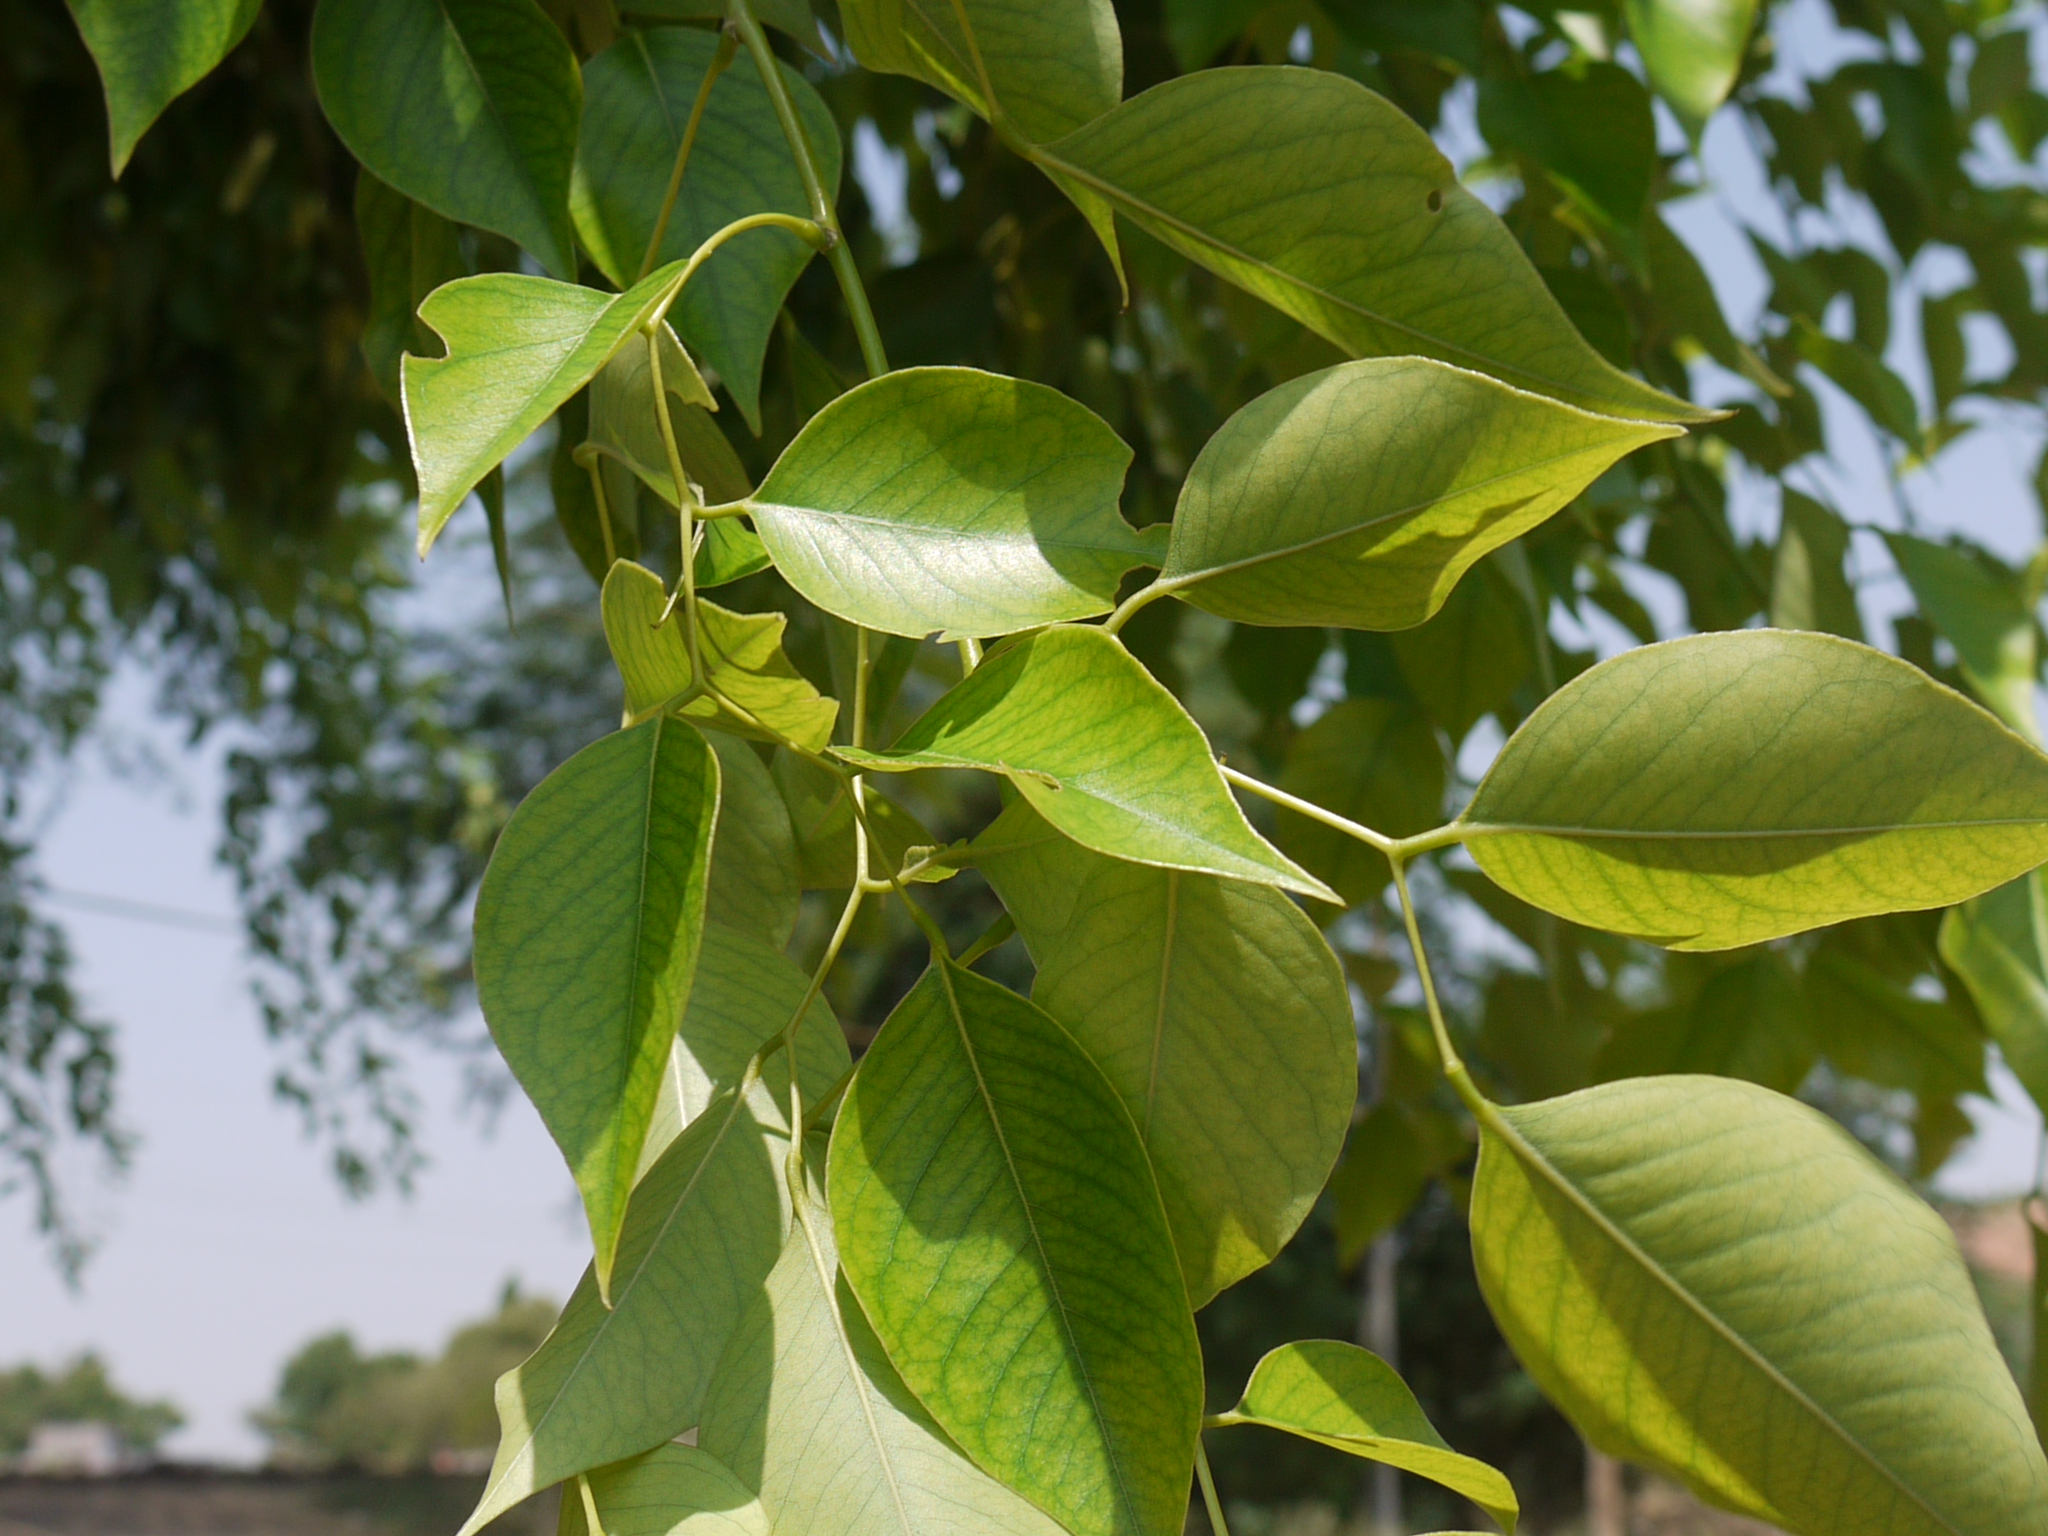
[1471,1074,2048,1531]
[67,0,260,175]
[1460,631,2048,949]
[829,961,1203,1536]
[971,801,1356,1305]
[581,1444,769,1536]
[1155,359,1677,630]
[1211,1341,1518,1534]
[1034,70,1709,423]
[573,28,841,427]
[748,368,1160,640]
[472,717,718,1294]
[1886,533,2039,738]
[312,0,581,278]
[838,625,1332,899]
[1624,0,1760,135]
[1941,872,2048,1112]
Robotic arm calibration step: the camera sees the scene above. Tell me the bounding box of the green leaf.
[1155,359,1678,630]
[1389,561,1532,741]
[1793,319,1922,452]
[1274,699,1443,907]
[403,261,687,554]
[1624,0,1759,135]
[1470,1074,2048,1531]
[839,0,1121,147]
[970,800,1356,1306]
[1459,630,2048,950]
[747,368,1159,640]
[1941,873,2048,1111]
[481,466,516,629]
[703,735,803,952]
[472,717,718,1295]
[311,0,581,278]
[1478,63,1655,267]
[602,560,839,751]
[1034,70,1709,424]
[1770,492,1864,640]
[1161,0,1265,71]
[1646,211,1787,397]
[553,392,644,584]
[698,519,773,590]
[573,28,842,428]
[770,752,952,890]
[828,961,1203,1536]
[1596,951,1815,1094]
[460,1089,792,1536]
[1212,1341,1518,1534]
[839,625,1332,898]
[699,1193,1070,1536]
[582,1444,769,1536]
[66,0,260,176]
[587,320,718,508]
[636,920,845,1180]
[355,171,467,409]
[1886,533,2039,739]
[1328,1101,1467,1266]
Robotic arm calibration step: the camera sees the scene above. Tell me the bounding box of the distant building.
[18,1422,140,1477]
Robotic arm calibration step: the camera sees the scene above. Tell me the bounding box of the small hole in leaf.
[1427,188,1444,213]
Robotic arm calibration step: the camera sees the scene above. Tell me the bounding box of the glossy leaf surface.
[838,626,1331,899]
[69,0,261,175]
[1214,1341,1517,1534]
[839,0,1121,146]
[829,962,1203,1536]
[748,369,1159,640]
[700,1194,1069,1536]
[460,1090,791,1536]
[602,560,838,751]
[1035,70,1708,423]
[573,28,841,427]
[1471,1074,2048,1532]
[582,1444,769,1536]
[472,717,718,1293]
[312,0,581,278]
[404,262,685,553]
[1156,359,1676,629]
[973,801,1356,1305]
[1460,631,2048,949]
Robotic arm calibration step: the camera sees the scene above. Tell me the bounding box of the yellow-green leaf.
[580,1444,768,1536]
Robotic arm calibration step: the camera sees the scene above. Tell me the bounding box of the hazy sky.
[5,0,2046,1465]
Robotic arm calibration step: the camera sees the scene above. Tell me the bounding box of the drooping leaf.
[1596,951,1815,1094]
[66,0,261,175]
[703,735,802,951]
[403,261,686,554]
[587,321,717,507]
[747,368,1160,640]
[602,560,839,750]
[1941,872,2048,1111]
[1886,533,2039,738]
[838,625,1333,899]
[1389,562,1532,742]
[1470,1074,2048,1531]
[699,1194,1070,1536]
[1624,0,1760,135]
[1793,319,1922,451]
[839,0,1121,146]
[1155,359,1676,630]
[636,920,845,1179]
[1211,1341,1518,1535]
[1033,70,1709,423]
[1769,492,1864,640]
[829,961,1203,1536]
[1274,699,1443,907]
[582,1444,769,1536]
[459,1090,791,1536]
[311,0,581,279]
[355,172,468,409]
[480,466,516,628]
[472,717,718,1295]
[971,800,1356,1306]
[1459,630,2048,950]
[573,28,842,427]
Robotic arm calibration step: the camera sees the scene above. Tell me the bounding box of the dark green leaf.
[1389,562,1531,741]
[1886,533,2038,737]
[1275,700,1443,906]
[703,734,802,951]
[66,0,261,175]
[1596,951,1815,1094]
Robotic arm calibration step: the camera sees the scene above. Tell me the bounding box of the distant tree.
[0,1353,183,1455]
[252,1287,554,1473]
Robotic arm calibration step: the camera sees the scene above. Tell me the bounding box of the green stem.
[728,0,890,379]
[802,1056,857,1134]
[637,30,739,282]
[656,211,827,326]
[1390,857,1486,1117]
[644,329,702,687]
[1219,762,1397,855]
[1194,1439,1232,1536]
[1101,577,1174,636]
[957,637,982,675]
[580,457,619,570]
[955,911,1014,967]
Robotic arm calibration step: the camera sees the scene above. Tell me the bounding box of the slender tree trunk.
[1360,1232,1403,1533]
[1584,1443,1626,1536]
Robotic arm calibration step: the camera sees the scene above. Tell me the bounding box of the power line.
[40,886,241,936]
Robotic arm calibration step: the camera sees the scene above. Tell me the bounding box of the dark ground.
[0,1472,557,1536]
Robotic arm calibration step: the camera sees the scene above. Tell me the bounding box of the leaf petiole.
[1194,1438,1232,1536]
[1389,857,1487,1118]
[635,29,740,284]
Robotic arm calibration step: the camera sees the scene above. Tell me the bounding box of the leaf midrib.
[934,960,1143,1532]
[1460,815,2048,841]
[433,0,559,264]
[750,497,1158,561]
[1482,1100,1959,1535]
